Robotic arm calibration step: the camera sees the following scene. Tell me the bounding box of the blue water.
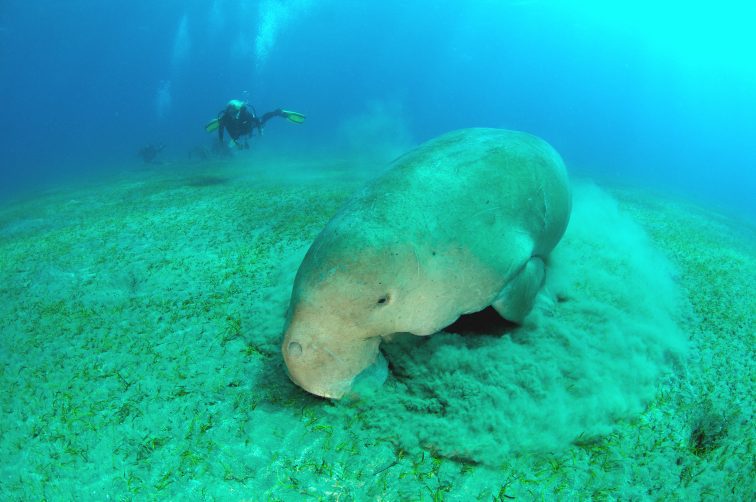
[1,1,755,219]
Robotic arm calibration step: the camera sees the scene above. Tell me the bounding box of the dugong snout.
[282,308,382,398]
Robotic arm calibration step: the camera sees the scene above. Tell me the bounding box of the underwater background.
[2,0,756,217]
[0,0,754,500]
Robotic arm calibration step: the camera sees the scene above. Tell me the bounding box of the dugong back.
[335,128,571,266]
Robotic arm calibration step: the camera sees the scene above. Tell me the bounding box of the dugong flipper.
[282,128,571,398]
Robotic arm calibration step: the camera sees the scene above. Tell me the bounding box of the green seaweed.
[0,161,752,500]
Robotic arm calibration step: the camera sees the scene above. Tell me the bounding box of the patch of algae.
[611,189,755,499]
[0,160,361,499]
[0,161,752,500]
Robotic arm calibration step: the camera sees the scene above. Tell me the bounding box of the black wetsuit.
[217,106,285,145]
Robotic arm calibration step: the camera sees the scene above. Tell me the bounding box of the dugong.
[282,128,571,398]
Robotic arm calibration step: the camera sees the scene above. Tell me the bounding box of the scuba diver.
[137,143,165,164]
[205,99,305,150]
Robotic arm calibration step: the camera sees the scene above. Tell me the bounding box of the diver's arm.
[252,117,264,135]
[239,108,262,135]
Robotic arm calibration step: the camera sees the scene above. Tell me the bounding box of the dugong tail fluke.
[282,128,571,398]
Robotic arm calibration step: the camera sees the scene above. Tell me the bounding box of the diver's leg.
[259,109,285,126]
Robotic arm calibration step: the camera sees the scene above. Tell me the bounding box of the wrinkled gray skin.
[282,128,571,398]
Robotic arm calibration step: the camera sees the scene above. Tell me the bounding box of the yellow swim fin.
[205,118,220,132]
[281,110,306,124]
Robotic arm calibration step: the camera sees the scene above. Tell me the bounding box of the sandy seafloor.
[0,156,753,501]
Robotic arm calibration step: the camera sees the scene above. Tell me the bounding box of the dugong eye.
[376,294,391,306]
